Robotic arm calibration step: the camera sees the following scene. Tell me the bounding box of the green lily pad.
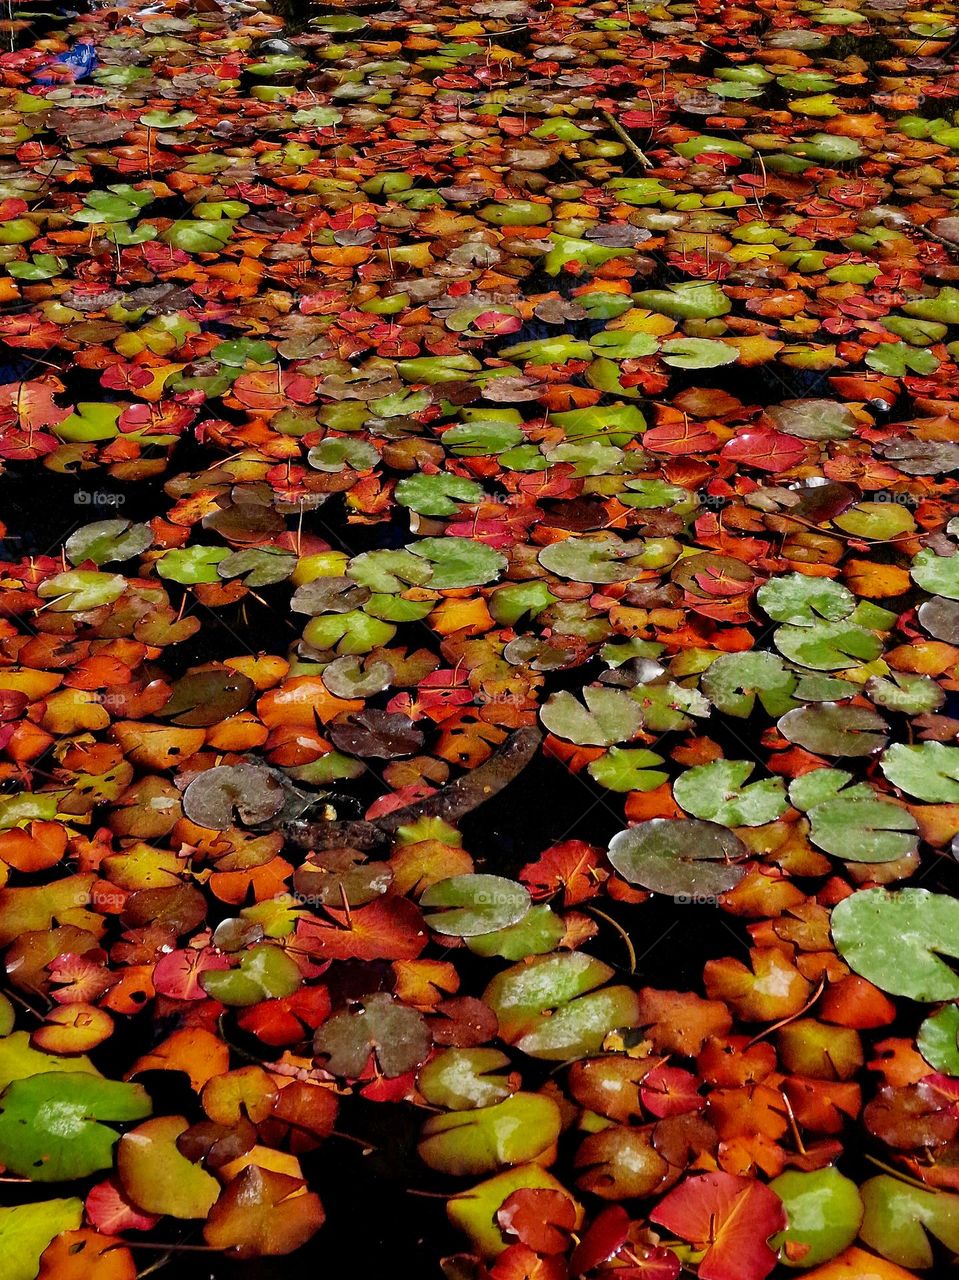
[588,747,668,792]
[484,952,641,1061]
[777,704,889,757]
[419,1093,562,1176]
[420,874,531,938]
[465,906,566,960]
[478,199,551,226]
[606,177,672,204]
[866,672,944,715]
[786,133,862,164]
[631,682,710,733]
[157,546,230,585]
[72,194,142,225]
[395,473,485,516]
[834,502,915,540]
[0,1073,151,1181]
[865,342,940,376]
[442,421,524,455]
[673,135,754,159]
[398,355,482,383]
[831,887,959,1000]
[349,549,434,593]
[589,329,659,360]
[55,402,122,442]
[501,336,594,363]
[674,759,787,827]
[634,281,732,320]
[758,573,855,625]
[162,220,235,254]
[217,547,297,588]
[904,286,959,325]
[36,569,126,612]
[292,106,343,127]
[660,337,737,368]
[770,1167,863,1269]
[201,944,301,1007]
[417,1049,516,1111]
[918,1004,959,1075]
[304,610,396,654]
[0,1199,83,1280]
[7,252,65,280]
[211,338,276,367]
[406,537,505,589]
[881,742,959,802]
[701,651,798,717]
[540,686,644,747]
[538,534,648,584]
[140,109,196,129]
[544,234,631,275]
[911,546,959,599]
[860,1176,959,1268]
[489,582,557,625]
[308,438,381,473]
[65,519,153,567]
[807,796,918,863]
[775,620,884,670]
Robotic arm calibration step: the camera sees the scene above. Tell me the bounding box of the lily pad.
[540,686,644,747]
[881,742,959,802]
[484,952,641,1061]
[65,519,153,566]
[674,759,787,827]
[0,1073,151,1181]
[860,1176,959,1269]
[608,818,748,898]
[0,1200,83,1280]
[831,888,959,1000]
[421,875,531,937]
[777,704,889,757]
[770,1168,863,1269]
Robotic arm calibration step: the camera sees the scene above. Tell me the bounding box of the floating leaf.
[881,743,959,802]
[0,1074,151,1181]
[832,889,959,1000]
[608,819,747,898]
[419,1092,562,1176]
[650,1172,786,1280]
[859,1176,959,1268]
[540,686,644,747]
[117,1116,219,1219]
[312,993,431,1078]
[0,1200,83,1280]
[674,760,787,827]
[421,874,531,937]
[770,1168,863,1269]
[484,952,641,1061]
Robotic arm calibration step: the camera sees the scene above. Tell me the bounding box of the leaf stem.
[585,905,637,973]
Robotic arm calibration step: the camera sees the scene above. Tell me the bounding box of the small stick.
[600,109,653,169]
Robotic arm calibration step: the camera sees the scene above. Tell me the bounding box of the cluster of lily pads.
[1,0,959,1277]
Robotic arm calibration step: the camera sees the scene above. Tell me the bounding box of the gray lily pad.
[608,818,748,897]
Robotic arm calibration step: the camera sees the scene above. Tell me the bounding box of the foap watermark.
[674,893,721,906]
[696,492,731,510]
[75,491,126,507]
[475,690,527,707]
[84,691,133,708]
[869,490,920,506]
